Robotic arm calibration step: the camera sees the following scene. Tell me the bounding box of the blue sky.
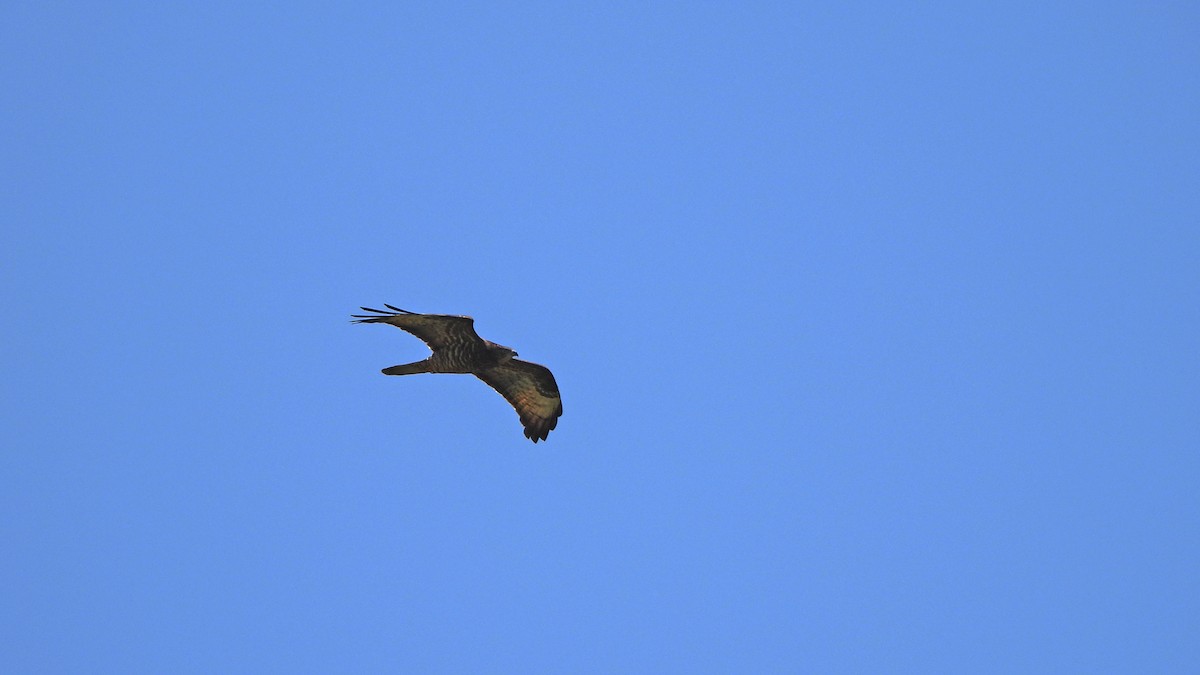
[2,2,1197,672]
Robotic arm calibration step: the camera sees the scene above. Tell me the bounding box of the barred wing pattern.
[474,360,562,443]
[351,305,483,351]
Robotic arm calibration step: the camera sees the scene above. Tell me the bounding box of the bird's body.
[352,305,562,443]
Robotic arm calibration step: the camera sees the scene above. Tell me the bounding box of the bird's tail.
[382,359,433,376]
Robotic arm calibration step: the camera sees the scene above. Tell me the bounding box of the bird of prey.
[352,305,562,443]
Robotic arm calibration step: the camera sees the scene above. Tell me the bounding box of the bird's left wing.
[475,359,563,443]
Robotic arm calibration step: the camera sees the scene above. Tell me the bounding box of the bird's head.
[487,341,517,363]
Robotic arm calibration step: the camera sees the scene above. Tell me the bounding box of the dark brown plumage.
[352,305,562,443]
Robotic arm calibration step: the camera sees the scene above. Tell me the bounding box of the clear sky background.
[2,2,1197,673]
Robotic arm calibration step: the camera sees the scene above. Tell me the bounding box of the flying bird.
[352,305,562,443]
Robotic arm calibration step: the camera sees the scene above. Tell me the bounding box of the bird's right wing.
[352,305,482,351]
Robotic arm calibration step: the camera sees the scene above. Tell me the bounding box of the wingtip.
[355,304,417,316]
[523,424,553,443]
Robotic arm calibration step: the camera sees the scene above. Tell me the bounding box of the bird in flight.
[352,305,562,443]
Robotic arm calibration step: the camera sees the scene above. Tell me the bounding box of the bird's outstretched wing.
[351,305,483,352]
[475,360,563,443]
